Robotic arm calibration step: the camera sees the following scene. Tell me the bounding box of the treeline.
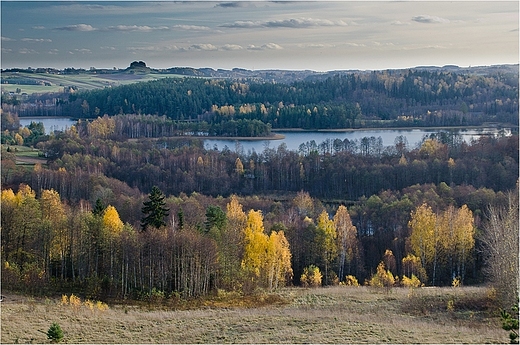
[1,124,518,297]
[3,68,517,131]
[1,177,516,300]
[6,117,515,201]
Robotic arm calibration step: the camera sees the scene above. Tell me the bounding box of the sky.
[1,1,518,72]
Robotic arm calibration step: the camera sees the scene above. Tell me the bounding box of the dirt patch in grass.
[0,286,505,344]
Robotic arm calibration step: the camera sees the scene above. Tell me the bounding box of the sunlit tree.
[334,205,357,280]
[316,210,337,285]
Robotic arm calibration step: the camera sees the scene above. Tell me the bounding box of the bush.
[401,274,422,288]
[344,275,359,286]
[300,265,322,287]
[368,262,395,292]
[47,322,64,343]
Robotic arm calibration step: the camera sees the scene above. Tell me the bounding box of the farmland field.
[0,72,185,94]
[0,286,505,344]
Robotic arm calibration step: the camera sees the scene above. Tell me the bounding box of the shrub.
[368,262,395,292]
[401,274,422,288]
[95,300,109,311]
[345,275,359,286]
[452,276,461,287]
[300,265,322,287]
[501,304,519,344]
[47,322,64,343]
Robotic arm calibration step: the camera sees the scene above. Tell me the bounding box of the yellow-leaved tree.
[40,189,68,280]
[219,195,247,290]
[242,210,268,281]
[242,209,293,291]
[409,203,441,285]
[102,205,123,280]
[334,205,358,281]
[265,230,293,290]
[316,210,337,285]
[439,204,475,284]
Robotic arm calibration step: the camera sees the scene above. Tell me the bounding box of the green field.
[1,72,185,94]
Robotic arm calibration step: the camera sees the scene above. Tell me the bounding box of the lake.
[204,128,511,153]
[19,117,76,134]
[19,117,510,152]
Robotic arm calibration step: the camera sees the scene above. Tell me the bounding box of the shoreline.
[272,124,517,133]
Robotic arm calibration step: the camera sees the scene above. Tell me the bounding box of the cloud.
[221,44,244,51]
[69,48,92,54]
[19,48,38,54]
[128,45,183,52]
[21,38,52,42]
[55,24,96,32]
[172,25,212,31]
[215,2,251,8]
[247,43,283,51]
[48,49,59,55]
[391,21,410,26]
[100,46,116,50]
[412,15,450,24]
[190,44,218,51]
[1,36,15,41]
[220,18,348,29]
[105,25,169,32]
[32,26,46,30]
[2,48,13,53]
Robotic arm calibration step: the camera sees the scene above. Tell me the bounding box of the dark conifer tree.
[141,186,169,231]
[92,198,105,216]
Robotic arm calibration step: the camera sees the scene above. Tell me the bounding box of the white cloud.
[190,44,218,51]
[391,21,410,26]
[412,15,450,24]
[2,48,13,53]
[32,26,46,30]
[55,24,96,32]
[247,43,283,51]
[105,25,169,32]
[221,44,244,51]
[21,38,52,42]
[1,36,15,41]
[69,48,92,54]
[100,46,116,50]
[48,49,59,55]
[221,18,348,29]
[172,25,212,31]
[19,48,38,54]
[127,45,183,52]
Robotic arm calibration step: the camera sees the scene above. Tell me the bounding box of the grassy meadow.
[0,286,506,344]
[0,72,184,94]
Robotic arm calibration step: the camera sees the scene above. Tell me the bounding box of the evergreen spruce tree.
[141,186,169,231]
[47,322,64,343]
[92,198,105,216]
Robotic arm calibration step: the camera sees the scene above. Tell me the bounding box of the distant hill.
[2,63,518,93]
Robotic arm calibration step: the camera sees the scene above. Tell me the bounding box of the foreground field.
[1,286,504,344]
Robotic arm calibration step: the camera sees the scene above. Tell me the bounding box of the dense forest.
[2,68,518,137]
[1,109,518,301]
[1,65,518,306]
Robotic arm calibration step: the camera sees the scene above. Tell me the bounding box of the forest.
[1,107,518,306]
[1,63,519,313]
[2,67,518,137]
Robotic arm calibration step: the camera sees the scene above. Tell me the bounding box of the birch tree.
[334,205,357,281]
[316,210,337,285]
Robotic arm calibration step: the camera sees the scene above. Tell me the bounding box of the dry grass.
[0,286,505,344]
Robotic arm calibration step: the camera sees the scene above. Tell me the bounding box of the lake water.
[19,117,510,152]
[19,117,76,134]
[204,128,511,153]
